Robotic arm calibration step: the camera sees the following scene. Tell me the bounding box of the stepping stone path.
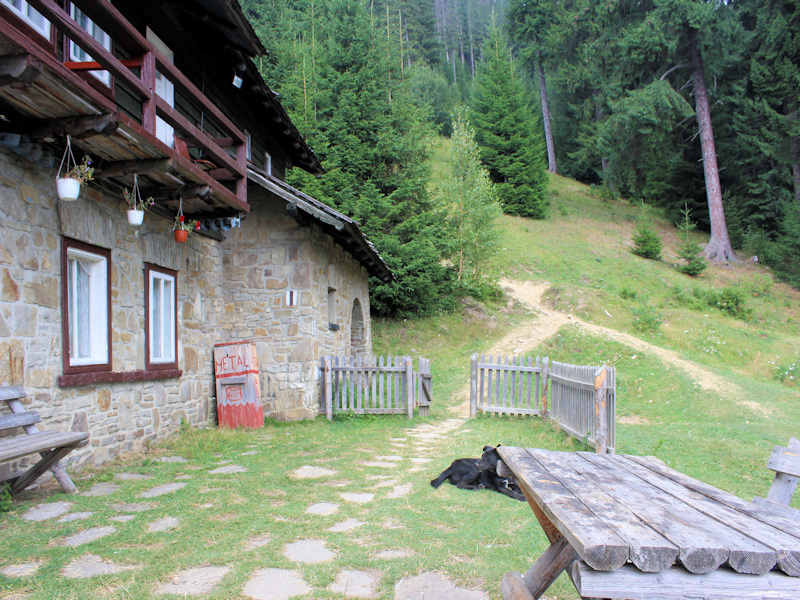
[61,554,140,578]
[329,569,381,598]
[63,526,116,547]
[58,511,93,523]
[244,533,272,550]
[158,456,188,463]
[328,518,364,532]
[148,516,180,532]
[341,492,375,503]
[208,464,247,474]
[289,465,336,478]
[387,484,412,499]
[395,572,489,600]
[81,482,120,496]
[374,549,412,559]
[1,563,41,577]
[109,515,136,523]
[23,501,71,521]
[243,568,311,600]
[113,502,154,512]
[306,502,339,515]
[282,539,335,563]
[140,482,186,498]
[156,565,230,596]
[115,472,151,481]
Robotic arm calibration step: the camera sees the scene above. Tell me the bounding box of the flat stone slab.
[156,565,231,596]
[387,484,412,499]
[63,526,117,547]
[328,518,364,532]
[373,549,412,559]
[329,569,380,598]
[208,465,247,474]
[61,554,140,578]
[113,502,154,512]
[282,539,335,563]
[115,472,152,481]
[306,502,339,516]
[361,461,400,468]
[409,458,433,464]
[242,568,311,600]
[140,482,186,498]
[214,460,232,465]
[1,562,41,577]
[82,482,121,497]
[159,456,188,463]
[243,533,273,551]
[394,572,488,600]
[148,517,180,532]
[23,502,72,521]
[375,455,403,461]
[341,493,375,503]
[241,450,259,456]
[58,511,94,523]
[110,515,136,523]
[289,465,337,479]
[373,479,399,489]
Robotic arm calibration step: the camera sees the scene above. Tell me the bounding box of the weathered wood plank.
[577,451,764,574]
[523,536,578,599]
[0,411,42,430]
[534,450,678,573]
[0,431,89,462]
[767,444,800,479]
[497,446,629,571]
[765,438,800,507]
[0,386,26,402]
[501,571,534,600]
[571,560,800,600]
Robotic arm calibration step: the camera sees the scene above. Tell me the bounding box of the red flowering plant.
[173,213,200,231]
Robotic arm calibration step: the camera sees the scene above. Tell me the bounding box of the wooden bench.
[1,386,89,495]
[754,436,800,521]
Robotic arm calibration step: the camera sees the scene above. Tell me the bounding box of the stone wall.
[0,147,222,471]
[222,186,372,421]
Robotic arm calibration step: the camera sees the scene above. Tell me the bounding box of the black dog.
[430,445,526,501]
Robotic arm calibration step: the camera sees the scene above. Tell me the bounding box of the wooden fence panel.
[321,356,432,419]
[470,354,545,418]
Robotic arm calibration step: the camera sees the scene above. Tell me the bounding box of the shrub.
[695,286,752,320]
[619,286,637,301]
[631,303,662,334]
[631,202,662,260]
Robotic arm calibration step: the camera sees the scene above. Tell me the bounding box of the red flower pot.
[174,229,189,243]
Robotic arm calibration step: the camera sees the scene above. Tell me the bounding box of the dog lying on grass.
[430,445,526,501]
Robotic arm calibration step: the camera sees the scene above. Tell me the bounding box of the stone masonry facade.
[0,147,371,473]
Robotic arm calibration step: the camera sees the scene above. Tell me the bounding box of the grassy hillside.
[376,146,800,505]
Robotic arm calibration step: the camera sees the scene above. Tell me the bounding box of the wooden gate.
[469,354,549,418]
[320,356,432,419]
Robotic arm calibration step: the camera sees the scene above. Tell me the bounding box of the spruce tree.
[676,203,707,277]
[632,202,663,261]
[470,25,548,219]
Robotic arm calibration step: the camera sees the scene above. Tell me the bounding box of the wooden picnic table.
[497,446,800,600]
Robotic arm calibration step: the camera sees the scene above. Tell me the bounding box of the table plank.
[614,453,798,575]
[498,446,629,571]
[530,449,678,572]
[571,560,800,600]
[626,454,800,576]
[577,451,775,575]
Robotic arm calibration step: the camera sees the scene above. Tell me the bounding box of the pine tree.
[471,24,548,219]
[632,202,663,261]
[676,203,707,277]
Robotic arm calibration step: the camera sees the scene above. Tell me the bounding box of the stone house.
[0,0,390,473]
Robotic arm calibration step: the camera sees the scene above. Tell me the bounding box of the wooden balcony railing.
[23,0,248,210]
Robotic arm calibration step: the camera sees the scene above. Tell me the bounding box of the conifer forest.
[242,0,800,315]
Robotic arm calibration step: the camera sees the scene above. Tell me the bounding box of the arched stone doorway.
[350,299,367,357]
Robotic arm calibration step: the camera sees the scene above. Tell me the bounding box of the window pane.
[162,278,173,360]
[153,278,162,359]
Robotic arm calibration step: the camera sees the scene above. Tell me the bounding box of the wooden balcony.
[0,0,249,215]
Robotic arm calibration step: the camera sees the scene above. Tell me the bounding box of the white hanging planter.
[56,177,81,201]
[127,209,145,225]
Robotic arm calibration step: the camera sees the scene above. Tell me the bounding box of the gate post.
[594,366,608,454]
[470,353,478,418]
[322,356,333,421]
[405,357,414,419]
[541,357,549,416]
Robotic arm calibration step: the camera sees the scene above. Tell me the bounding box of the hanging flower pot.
[172,198,198,243]
[127,209,145,225]
[123,174,154,226]
[55,135,93,201]
[174,229,189,243]
[56,177,81,201]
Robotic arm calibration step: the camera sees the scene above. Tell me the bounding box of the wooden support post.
[541,356,549,416]
[95,157,173,179]
[405,357,414,419]
[141,51,157,135]
[322,356,333,421]
[470,353,478,418]
[523,536,578,599]
[594,366,608,454]
[501,571,535,600]
[0,54,41,86]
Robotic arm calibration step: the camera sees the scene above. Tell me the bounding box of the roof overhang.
[248,167,392,283]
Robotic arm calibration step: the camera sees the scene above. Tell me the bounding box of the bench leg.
[10,447,75,495]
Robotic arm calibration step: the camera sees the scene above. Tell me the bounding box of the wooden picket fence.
[469,354,616,453]
[320,356,432,419]
[470,354,549,417]
[549,360,616,453]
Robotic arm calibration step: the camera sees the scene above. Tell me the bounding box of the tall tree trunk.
[468,13,475,77]
[791,135,800,205]
[689,27,737,262]
[536,57,556,174]
[594,89,614,192]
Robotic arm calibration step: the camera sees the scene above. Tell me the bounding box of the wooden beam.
[0,54,41,86]
[143,184,211,201]
[94,157,173,178]
[12,113,119,140]
[63,57,142,71]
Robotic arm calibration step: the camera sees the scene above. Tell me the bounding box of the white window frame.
[2,0,50,38]
[66,246,109,367]
[147,267,176,366]
[147,27,175,148]
[264,151,273,175]
[68,3,112,86]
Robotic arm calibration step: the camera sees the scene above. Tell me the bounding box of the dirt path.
[451,278,742,416]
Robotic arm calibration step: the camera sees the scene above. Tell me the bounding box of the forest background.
[241,0,800,316]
